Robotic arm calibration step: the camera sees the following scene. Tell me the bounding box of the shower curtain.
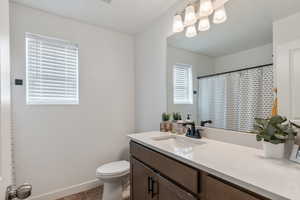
[198,65,273,132]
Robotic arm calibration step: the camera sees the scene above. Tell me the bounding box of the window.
[173,64,193,104]
[26,33,79,105]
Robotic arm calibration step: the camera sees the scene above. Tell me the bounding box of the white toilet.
[96,160,130,200]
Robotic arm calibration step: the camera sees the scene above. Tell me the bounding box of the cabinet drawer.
[130,141,199,194]
[205,175,269,200]
[158,174,198,200]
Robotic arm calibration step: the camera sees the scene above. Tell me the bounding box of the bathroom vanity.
[128,132,300,200]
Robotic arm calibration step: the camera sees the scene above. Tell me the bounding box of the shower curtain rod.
[197,63,273,79]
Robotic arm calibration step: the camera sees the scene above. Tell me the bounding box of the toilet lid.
[97,161,129,177]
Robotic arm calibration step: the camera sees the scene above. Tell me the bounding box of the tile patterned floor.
[56,185,130,200]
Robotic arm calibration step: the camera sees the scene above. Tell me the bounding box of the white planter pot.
[262,141,285,159]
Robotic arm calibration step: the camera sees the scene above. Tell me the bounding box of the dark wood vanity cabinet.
[131,157,197,200]
[204,175,268,200]
[157,174,198,200]
[131,158,156,200]
[130,140,199,194]
[130,141,270,200]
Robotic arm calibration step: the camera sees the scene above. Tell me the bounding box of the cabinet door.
[157,174,198,200]
[205,175,266,200]
[130,141,199,194]
[131,158,156,200]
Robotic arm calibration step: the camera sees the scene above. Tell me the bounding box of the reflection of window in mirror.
[173,64,193,105]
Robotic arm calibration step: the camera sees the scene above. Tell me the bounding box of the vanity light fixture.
[173,14,184,33]
[213,5,227,24]
[186,25,197,38]
[198,17,210,31]
[172,0,230,37]
[199,0,214,16]
[184,4,197,26]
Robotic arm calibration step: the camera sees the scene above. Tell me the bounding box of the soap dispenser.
[186,114,192,123]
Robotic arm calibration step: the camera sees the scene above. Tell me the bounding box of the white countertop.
[128,132,300,200]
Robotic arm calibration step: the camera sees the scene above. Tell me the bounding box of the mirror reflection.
[167,0,280,132]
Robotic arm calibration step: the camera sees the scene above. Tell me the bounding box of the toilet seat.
[96,160,129,178]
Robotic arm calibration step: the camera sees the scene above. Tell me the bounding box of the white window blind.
[26,33,79,105]
[173,64,193,104]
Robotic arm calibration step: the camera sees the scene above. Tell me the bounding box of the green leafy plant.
[253,115,299,144]
[162,113,171,122]
[172,112,182,121]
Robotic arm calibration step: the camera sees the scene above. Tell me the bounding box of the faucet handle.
[200,120,212,127]
[194,129,202,139]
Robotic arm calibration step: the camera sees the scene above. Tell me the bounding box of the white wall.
[273,12,300,46]
[135,1,184,132]
[0,0,13,197]
[10,3,134,199]
[273,12,300,145]
[214,43,273,73]
[167,46,214,122]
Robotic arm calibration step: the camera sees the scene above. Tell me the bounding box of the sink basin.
[150,135,204,158]
[151,135,204,148]
[151,135,176,141]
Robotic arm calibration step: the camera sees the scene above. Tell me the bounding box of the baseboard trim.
[30,179,102,200]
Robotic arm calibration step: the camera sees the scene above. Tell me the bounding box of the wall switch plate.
[15,79,23,85]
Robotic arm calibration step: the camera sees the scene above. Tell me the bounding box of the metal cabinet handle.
[151,178,157,198]
[148,176,153,194]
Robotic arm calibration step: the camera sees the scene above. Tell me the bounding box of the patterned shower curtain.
[198,65,273,132]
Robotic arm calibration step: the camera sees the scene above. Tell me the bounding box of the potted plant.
[171,112,182,133]
[160,113,172,132]
[253,115,299,159]
[172,112,182,121]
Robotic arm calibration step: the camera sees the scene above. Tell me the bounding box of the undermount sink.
[150,134,205,158]
[151,135,205,148]
[151,135,176,141]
